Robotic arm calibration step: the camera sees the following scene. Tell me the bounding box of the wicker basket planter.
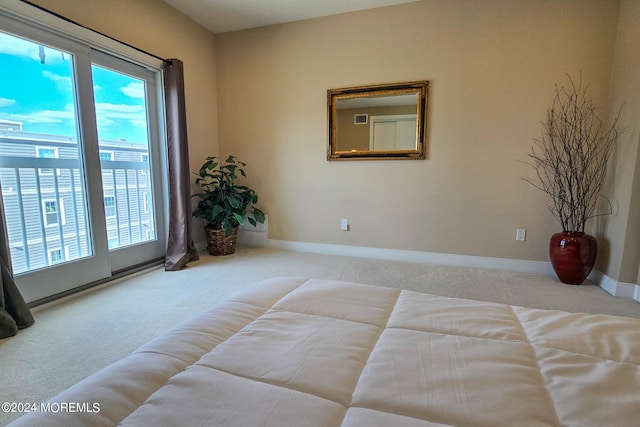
[205,226,238,256]
[193,156,265,257]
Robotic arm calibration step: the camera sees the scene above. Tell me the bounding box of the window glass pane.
[92,65,156,250]
[43,200,58,226]
[49,248,62,263]
[0,12,166,301]
[99,151,113,161]
[104,195,116,217]
[0,30,93,273]
[37,148,57,158]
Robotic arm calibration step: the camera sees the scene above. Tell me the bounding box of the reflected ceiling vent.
[354,114,368,125]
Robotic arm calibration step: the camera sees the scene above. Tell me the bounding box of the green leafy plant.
[192,155,265,236]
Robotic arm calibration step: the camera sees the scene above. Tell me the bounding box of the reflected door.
[370,115,418,150]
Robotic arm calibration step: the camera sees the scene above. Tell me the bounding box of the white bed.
[9,277,640,426]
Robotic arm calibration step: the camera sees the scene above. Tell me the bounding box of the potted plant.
[523,74,621,285]
[192,155,265,255]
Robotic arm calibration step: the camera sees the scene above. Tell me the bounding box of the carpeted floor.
[1,246,638,425]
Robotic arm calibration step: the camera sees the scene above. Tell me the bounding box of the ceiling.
[162,0,420,34]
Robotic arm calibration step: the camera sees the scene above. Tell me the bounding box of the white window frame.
[48,245,70,264]
[36,146,58,158]
[42,199,58,227]
[0,0,168,302]
[48,248,63,264]
[42,198,67,227]
[35,146,60,176]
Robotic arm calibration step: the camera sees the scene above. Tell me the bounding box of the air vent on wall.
[354,114,368,125]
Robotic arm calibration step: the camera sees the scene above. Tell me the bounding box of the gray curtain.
[163,58,199,271]
[0,181,34,338]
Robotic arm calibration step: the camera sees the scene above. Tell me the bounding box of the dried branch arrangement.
[523,74,621,232]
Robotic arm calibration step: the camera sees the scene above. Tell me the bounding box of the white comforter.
[9,277,640,426]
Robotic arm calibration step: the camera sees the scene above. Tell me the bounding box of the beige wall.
[602,0,640,283]
[216,0,620,262]
[24,0,637,280]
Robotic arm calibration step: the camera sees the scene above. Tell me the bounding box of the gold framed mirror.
[327,81,428,161]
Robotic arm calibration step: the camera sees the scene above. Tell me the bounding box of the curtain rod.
[21,0,170,65]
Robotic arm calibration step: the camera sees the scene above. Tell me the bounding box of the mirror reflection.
[327,81,428,161]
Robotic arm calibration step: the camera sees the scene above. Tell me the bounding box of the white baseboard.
[588,270,637,299]
[237,216,268,247]
[267,239,554,275]
[193,231,640,302]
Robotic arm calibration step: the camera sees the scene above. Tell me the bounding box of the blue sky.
[0,31,148,144]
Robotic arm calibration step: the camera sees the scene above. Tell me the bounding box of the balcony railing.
[0,156,154,275]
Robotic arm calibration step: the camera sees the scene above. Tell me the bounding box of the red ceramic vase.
[549,232,597,285]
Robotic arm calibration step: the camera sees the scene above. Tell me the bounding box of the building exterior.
[0,119,154,274]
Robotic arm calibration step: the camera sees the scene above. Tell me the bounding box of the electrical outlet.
[516,228,526,241]
[341,218,349,231]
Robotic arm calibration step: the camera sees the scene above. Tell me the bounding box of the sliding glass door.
[91,51,165,273]
[0,17,166,302]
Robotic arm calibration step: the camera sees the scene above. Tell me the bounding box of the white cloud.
[95,102,144,116]
[2,104,75,125]
[0,32,67,64]
[95,116,115,129]
[0,97,16,107]
[95,102,147,128]
[120,82,145,99]
[2,102,146,137]
[42,71,72,92]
